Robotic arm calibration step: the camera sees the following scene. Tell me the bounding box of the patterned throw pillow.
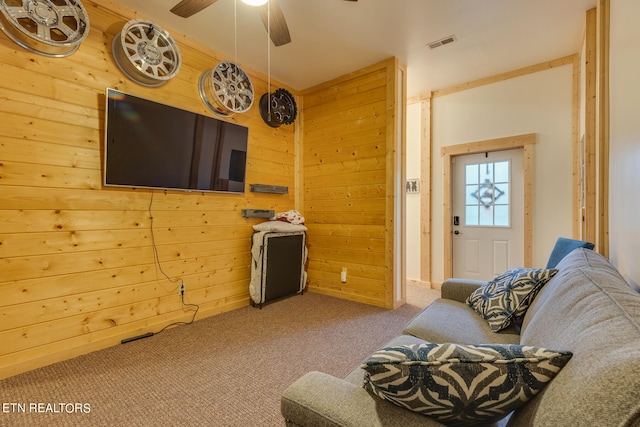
[466,267,558,332]
[361,342,572,426]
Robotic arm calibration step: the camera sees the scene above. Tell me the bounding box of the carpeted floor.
[0,286,440,427]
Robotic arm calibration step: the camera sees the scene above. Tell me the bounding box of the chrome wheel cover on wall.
[112,19,182,87]
[0,0,90,57]
[199,61,254,117]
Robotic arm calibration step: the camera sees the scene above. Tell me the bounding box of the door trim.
[441,133,537,280]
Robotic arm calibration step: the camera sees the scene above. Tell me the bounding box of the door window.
[464,160,510,227]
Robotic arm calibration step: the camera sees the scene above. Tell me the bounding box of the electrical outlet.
[179,284,185,295]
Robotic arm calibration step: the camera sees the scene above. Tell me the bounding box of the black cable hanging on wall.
[120,191,199,344]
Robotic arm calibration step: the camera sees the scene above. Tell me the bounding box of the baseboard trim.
[430,282,443,290]
[407,279,438,289]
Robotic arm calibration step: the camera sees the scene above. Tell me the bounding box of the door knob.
[454,230,460,235]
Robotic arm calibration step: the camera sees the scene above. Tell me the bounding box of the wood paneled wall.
[301,59,401,308]
[0,0,296,379]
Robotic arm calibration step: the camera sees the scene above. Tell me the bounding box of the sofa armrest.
[441,278,486,303]
[281,371,443,427]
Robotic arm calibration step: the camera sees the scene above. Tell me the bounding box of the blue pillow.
[546,237,594,269]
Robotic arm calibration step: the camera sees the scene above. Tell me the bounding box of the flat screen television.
[104,88,249,193]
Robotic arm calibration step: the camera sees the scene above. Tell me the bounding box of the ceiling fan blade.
[170,0,218,18]
[259,0,291,47]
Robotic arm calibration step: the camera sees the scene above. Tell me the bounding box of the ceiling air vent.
[427,35,457,50]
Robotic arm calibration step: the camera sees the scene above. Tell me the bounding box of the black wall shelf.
[242,209,275,218]
[249,184,288,194]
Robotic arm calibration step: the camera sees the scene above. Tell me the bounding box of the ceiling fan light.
[242,0,268,6]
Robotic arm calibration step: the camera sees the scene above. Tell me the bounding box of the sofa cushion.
[282,370,439,427]
[466,267,558,332]
[403,299,520,345]
[514,248,640,426]
[440,278,487,303]
[344,335,428,386]
[360,341,572,427]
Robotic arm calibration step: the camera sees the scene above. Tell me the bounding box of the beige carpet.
[0,286,440,427]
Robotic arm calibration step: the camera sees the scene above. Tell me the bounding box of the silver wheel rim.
[199,62,254,117]
[112,19,182,87]
[0,0,90,57]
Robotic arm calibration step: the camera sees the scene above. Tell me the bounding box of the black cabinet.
[250,231,306,308]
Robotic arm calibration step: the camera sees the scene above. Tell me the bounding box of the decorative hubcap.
[28,1,59,26]
[198,61,254,116]
[138,41,161,65]
[111,19,182,86]
[0,0,90,56]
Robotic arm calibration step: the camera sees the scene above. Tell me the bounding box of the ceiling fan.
[170,0,358,47]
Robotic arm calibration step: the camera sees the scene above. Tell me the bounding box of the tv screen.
[104,88,249,193]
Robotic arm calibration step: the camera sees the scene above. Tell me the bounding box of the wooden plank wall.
[301,60,397,308]
[0,0,296,379]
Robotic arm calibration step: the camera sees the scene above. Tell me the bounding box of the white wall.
[608,0,640,290]
[430,66,575,284]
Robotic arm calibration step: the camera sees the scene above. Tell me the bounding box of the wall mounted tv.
[104,88,249,193]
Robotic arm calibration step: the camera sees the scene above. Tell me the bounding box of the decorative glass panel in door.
[465,160,510,227]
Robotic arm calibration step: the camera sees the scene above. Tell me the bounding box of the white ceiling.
[111,0,596,98]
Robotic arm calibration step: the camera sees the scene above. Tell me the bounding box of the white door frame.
[441,134,537,280]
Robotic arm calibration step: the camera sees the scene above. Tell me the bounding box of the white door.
[452,149,524,280]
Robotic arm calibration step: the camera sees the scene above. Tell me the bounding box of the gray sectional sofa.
[281,248,640,426]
